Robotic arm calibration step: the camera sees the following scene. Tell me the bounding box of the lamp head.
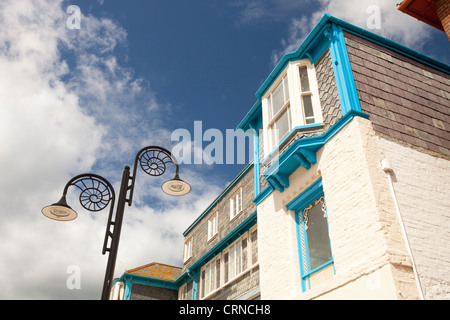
[41,195,78,221]
[161,174,191,196]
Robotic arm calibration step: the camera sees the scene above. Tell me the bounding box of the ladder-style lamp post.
[41,146,190,300]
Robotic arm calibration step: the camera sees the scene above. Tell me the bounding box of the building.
[398,0,450,40]
[111,14,450,300]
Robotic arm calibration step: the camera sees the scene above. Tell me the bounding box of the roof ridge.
[126,262,182,274]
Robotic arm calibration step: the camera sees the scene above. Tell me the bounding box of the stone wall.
[182,164,255,271]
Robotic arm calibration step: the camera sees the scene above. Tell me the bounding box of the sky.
[0,0,448,300]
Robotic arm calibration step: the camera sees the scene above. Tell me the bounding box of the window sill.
[230,209,244,222]
[207,233,218,244]
[303,259,333,279]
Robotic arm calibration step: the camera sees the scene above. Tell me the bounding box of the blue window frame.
[286,178,334,292]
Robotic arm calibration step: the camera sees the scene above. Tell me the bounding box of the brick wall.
[434,0,450,40]
[345,31,450,158]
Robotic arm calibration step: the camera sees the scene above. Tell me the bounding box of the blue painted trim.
[303,258,334,279]
[119,272,179,290]
[286,178,323,212]
[253,185,274,205]
[237,100,261,132]
[294,209,306,292]
[124,275,132,300]
[262,110,369,193]
[187,270,199,300]
[253,110,369,203]
[286,178,335,292]
[326,24,362,115]
[262,123,323,164]
[249,123,261,196]
[254,14,332,99]
[183,162,253,236]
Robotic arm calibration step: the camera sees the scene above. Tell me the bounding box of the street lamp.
[41,146,190,300]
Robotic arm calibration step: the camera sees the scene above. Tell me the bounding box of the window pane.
[224,252,229,283]
[216,259,221,289]
[237,191,242,213]
[299,66,310,92]
[270,77,288,117]
[236,241,242,274]
[275,107,291,139]
[210,260,216,292]
[302,95,315,124]
[305,201,332,270]
[251,230,258,265]
[229,245,236,279]
[283,76,290,101]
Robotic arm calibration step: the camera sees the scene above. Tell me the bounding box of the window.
[224,236,248,282]
[184,237,192,262]
[286,178,334,292]
[201,256,220,298]
[303,197,332,270]
[263,60,322,156]
[250,227,258,265]
[198,226,258,299]
[228,239,242,279]
[299,66,316,124]
[208,212,218,240]
[267,75,292,147]
[230,188,243,220]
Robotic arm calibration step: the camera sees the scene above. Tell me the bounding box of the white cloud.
[0,0,222,299]
[271,0,436,66]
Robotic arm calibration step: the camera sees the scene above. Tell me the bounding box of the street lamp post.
[41,146,190,300]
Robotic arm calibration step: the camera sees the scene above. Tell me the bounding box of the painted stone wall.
[379,137,450,299]
[257,117,421,299]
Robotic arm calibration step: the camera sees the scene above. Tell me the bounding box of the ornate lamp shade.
[41,195,78,221]
[162,174,191,196]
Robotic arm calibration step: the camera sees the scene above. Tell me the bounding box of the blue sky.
[0,0,448,300]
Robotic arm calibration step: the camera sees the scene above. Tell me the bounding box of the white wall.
[379,137,450,300]
[257,117,422,299]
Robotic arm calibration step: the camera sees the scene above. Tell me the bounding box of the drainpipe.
[381,159,424,300]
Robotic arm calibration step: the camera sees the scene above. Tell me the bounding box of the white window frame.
[198,226,258,300]
[208,212,218,241]
[200,255,221,299]
[262,59,322,157]
[183,237,193,263]
[230,188,243,220]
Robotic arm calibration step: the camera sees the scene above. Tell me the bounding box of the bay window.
[263,60,322,156]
